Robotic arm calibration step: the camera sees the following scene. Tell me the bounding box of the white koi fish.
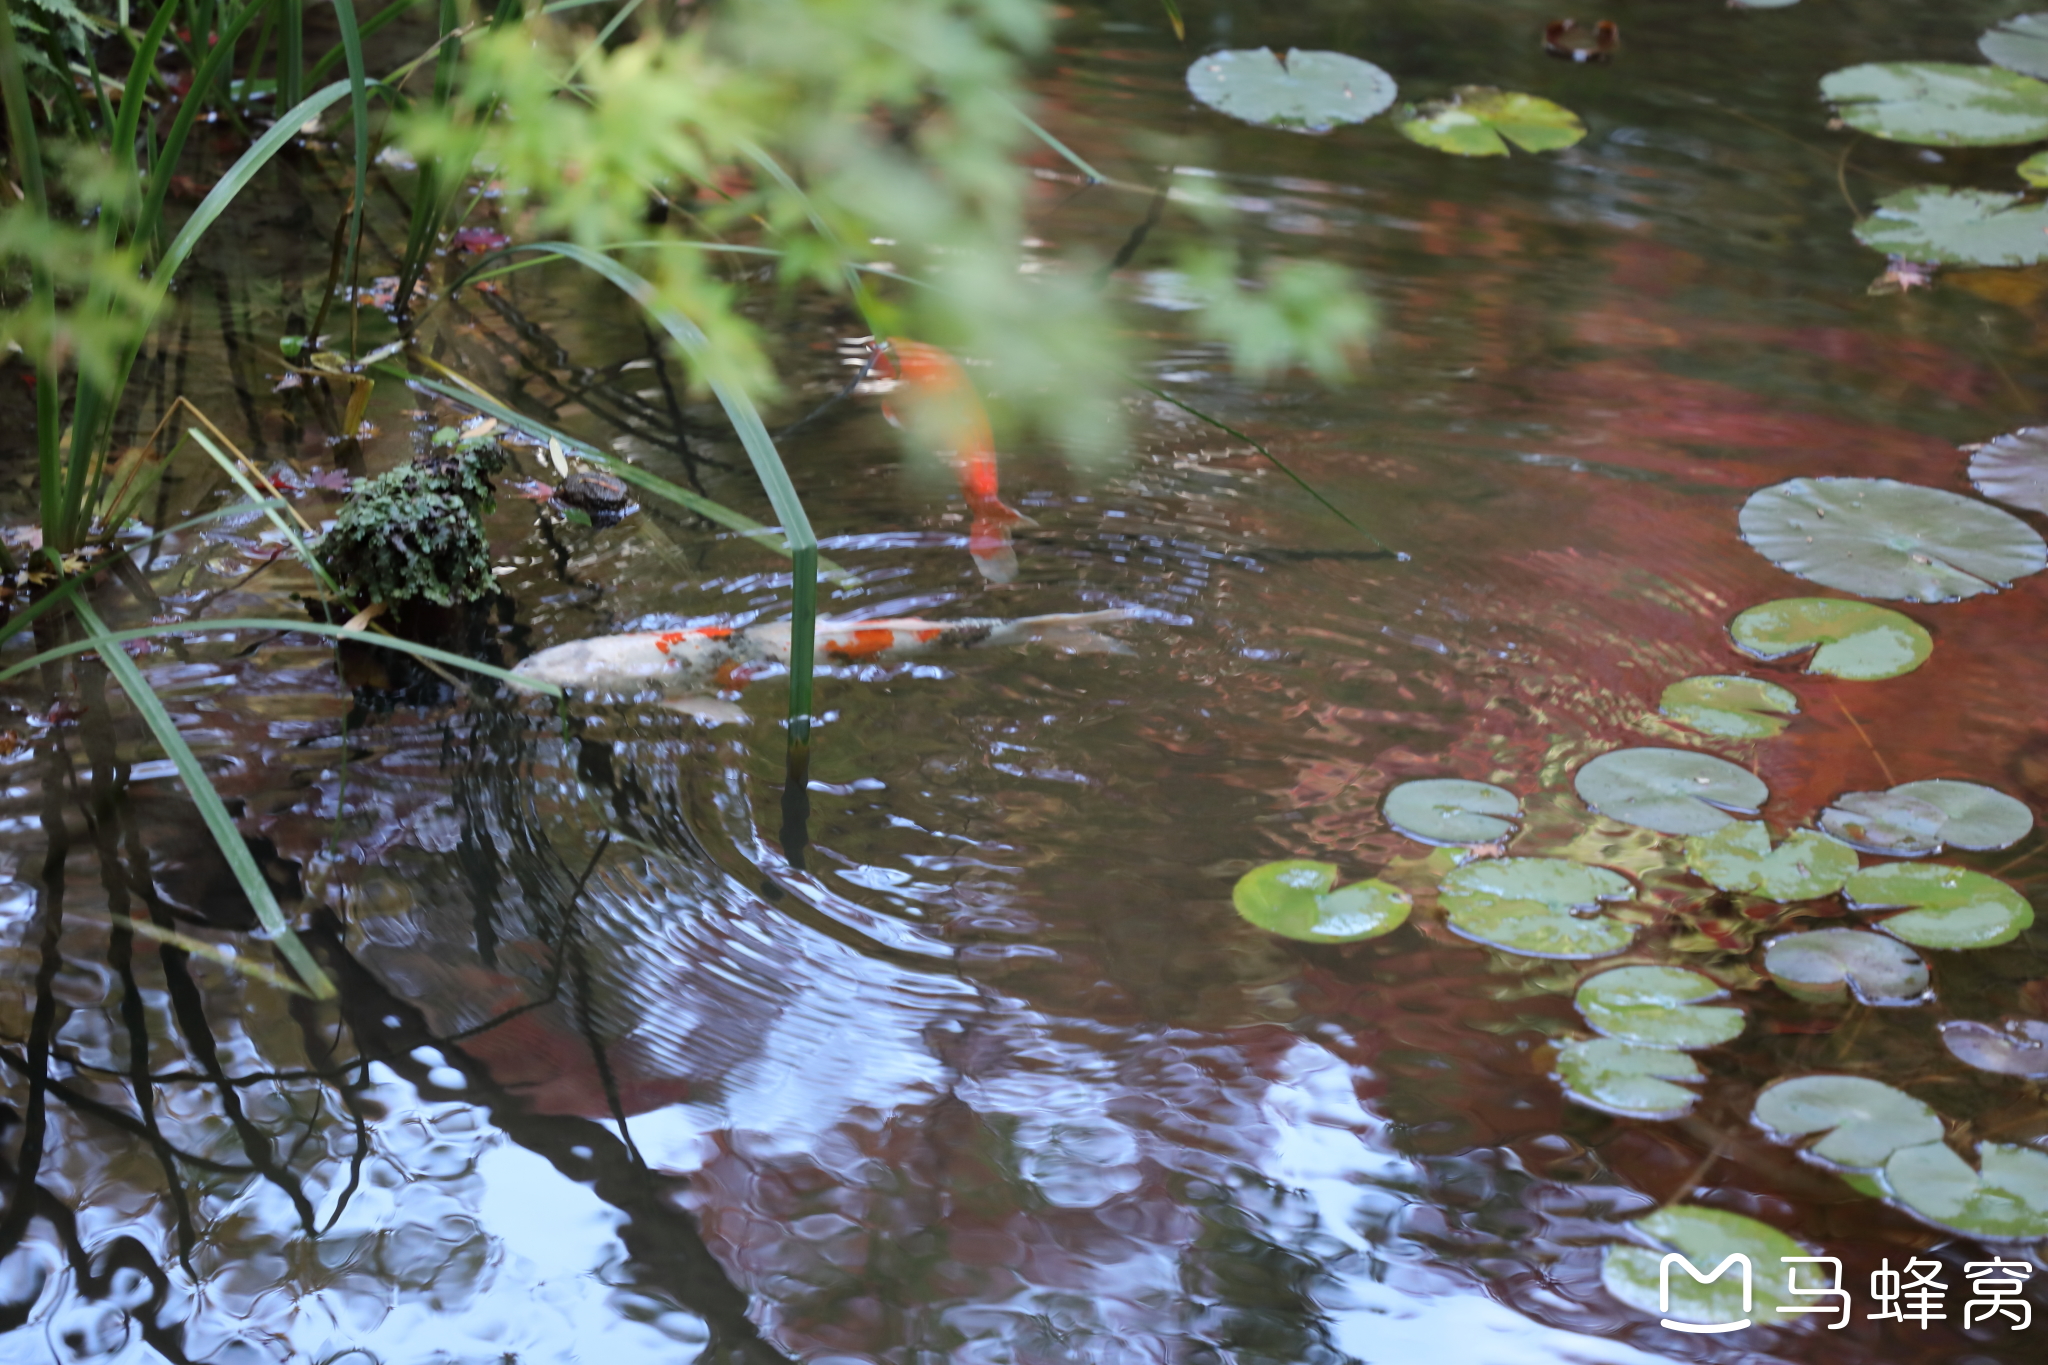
[514,609,1135,697]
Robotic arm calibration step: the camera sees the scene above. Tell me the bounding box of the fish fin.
[1019,608,1136,656]
[984,497,1037,529]
[659,695,751,726]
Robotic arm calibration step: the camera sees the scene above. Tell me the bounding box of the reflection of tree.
[0,663,795,1363]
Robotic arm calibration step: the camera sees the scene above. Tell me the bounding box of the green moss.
[316,439,506,609]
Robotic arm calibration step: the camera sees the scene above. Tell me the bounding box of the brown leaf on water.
[1544,18,1619,63]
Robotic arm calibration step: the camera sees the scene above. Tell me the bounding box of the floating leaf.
[1391,87,1585,156]
[1822,779,2033,857]
[1762,928,1931,1007]
[1685,823,1857,901]
[1821,63,2048,146]
[1574,748,1766,836]
[1186,48,1397,133]
[1940,1018,2048,1077]
[1233,860,1412,942]
[1601,1207,1807,1327]
[1382,779,1521,847]
[1554,1039,1701,1120]
[1981,12,2048,81]
[1852,186,2048,268]
[2020,151,2048,187]
[1970,426,2048,515]
[1884,1141,2048,1240]
[1659,675,1798,740]
[1739,477,2047,602]
[1439,857,1636,959]
[1819,789,1948,857]
[1575,966,1744,1049]
[1727,597,1932,681]
[1845,863,2035,949]
[1752,1074,1943,1171]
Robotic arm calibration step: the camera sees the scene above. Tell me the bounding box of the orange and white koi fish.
[514,610,1134,697]
[872,339,1035,583]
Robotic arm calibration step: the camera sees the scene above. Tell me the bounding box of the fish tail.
[1000,608,1136,655]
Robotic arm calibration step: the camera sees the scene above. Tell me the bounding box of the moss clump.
[316,437,506,608]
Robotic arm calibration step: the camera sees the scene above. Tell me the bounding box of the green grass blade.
[481,242,821,739]
[382,364,858,585]
[307,0,422,85]
[0,0,62,544]
[1157,0,1184,41]
[563,0,643,81]
[69,595,336,999]
[281,0,303,104]
[0,618,564,695]
[997,96,1108,184]
[184,427,346,596]
[329,0,371,349]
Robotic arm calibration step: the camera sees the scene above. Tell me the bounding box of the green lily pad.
[1940,1018,2048,1078]
[1727,597,1932,681]
[1822,780,2033,857]
[1602,1207,1807,1328]
[1659,675,1798,741]
[1575,966,1744,1049]
[1844,863,2035,949]
[1883,1141,2048,1240]
[1819,790,1948,857]
[1853,186,2048,268]
[1391,87,1585,157]
[1382,779,1521,847]
[2020,151,2048,187]
[1752,1074,1943,1171]
[1574,748,1766,836]
[1762,928,1931,1007]
[1186,48,1397,133]
[1821,63,2048,146]
[1439,857,1636,959]
[1233,860,1413,942]
[1982,12,2048,81]
[1684,823,1858,902]
[1554,1039,1702,1120]
[1970,426,2048,515]
[1739,477,2047,602]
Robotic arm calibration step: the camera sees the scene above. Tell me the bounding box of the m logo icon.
[1659,1253,1753,1333]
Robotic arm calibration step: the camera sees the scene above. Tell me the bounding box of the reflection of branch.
[0,1050,257,1175]
[306,911,800,1365]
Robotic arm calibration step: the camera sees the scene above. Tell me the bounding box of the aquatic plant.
[315,435,508,611]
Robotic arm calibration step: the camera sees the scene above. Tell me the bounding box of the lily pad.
[1940,1017,2048,1078]
[1439,857,1636,959]
[1575,966,1744,1049]
[1574,748,1766,836]
[1884,1141,2048,1240]
[1752,1074,1943,1171]
[1382,779,1521,847]
[1821,63,2048,146]
[2021,151,2048,188]
[1186,49,1397,133]
[1685,823,1857,902]
[1819,789,1949,857]
[1554,1039,1702,1120]
[1845,863,2035,949]
[1602,1207,1807,1328]
[1727,597,1932,681]
[1970,425,2048,515]
[1233,860,1412,942]
[1739,477,2047,602]
[1982,12,2048,82]
[1822,780,2033,856]
[1391,87,1585,156]
[1762,928,1931,1007]
[1853,187,2048,268]
[1659,675,1798,740]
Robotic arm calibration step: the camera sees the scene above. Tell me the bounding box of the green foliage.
[316,441,508,609]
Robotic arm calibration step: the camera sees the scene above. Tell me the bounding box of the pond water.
[8,0,2048,1361]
